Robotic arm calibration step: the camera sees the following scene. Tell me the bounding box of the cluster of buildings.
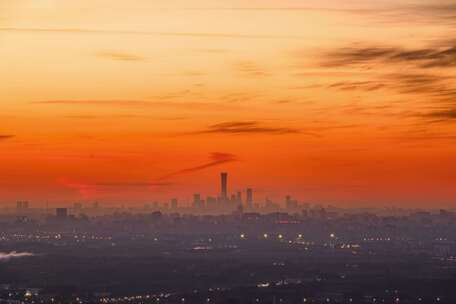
[9,172,305,217]
[189,173,255,212]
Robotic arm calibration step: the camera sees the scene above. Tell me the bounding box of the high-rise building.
[193,194,203,209]
[236,191,242,204]
[73,203,83,210]
[206,196,217,208]
[221,172,228,200]
[16,201,29,210]
[246,188,253,208]
[286,195,298,211]
[56,208,68,219]
[171,198,178,210]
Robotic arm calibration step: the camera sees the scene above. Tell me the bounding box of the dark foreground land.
[0,210,456,303]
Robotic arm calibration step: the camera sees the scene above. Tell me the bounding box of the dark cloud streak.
[0,135,14,141]
[159,152,238,180]
[323,44,456,68]
[195,121,302,135]
[97,51,145,61]
[96,182,173,187]
[0,27,307,40]
[32,100,239,110]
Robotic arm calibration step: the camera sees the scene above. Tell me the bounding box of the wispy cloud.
[160,152,238,180]
[32,100,238,110]
[323,43,456,68]
[0,27,306,40]
[193,121,302,135]
[421,108,456,123]
[235,61,270,78]
[64,114,187,121]
[0,135,14,141]
[0,251,34,262]
[34,100,153,107]
[58,178,100,199]
[96,182,173,187]
[58,178,172,198]
[97,51,145,61]
[329,81,386,92]
[328,73,454,97]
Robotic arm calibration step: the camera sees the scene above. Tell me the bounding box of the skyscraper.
[193,194,203,209]
[286,195,298,211]
[16,201,29,210]
[221,172,228,200]
[56,208,68,219]
[236,191,242,204]
[171,198,178,210]
[246,188,253,208]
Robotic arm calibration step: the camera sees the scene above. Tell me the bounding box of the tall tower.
[236,191,242,204]
[246,188,253,208]
[193,194,202,209]
[221,172,228,200]
[56,208,68,219]
[171,198,178,210]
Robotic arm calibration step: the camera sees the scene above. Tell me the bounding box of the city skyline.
[1,0,456,207]
[7,172,298,211]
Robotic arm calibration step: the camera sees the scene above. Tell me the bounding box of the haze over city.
[2,0,456,207]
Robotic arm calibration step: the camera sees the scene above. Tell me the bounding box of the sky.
[1,0,456,208]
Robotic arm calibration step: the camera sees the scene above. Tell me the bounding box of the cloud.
[323,44,456,68]
[32,100,239,110]
[408,3,456,24]
[58,179,172,197]
[64,114,187,121]
[421,108,456,123]
[195,121,302,135]
[0,135,14,141]
[96,182,173,187]
[160,152,238,180]
[58,178,100,199]
[376,73,456,104]
[329,81,386,91]
[0,251,34,262]
[394,131,456,142]
[0,27,305,40]
[235,61,270,78]
[327,72,456,103]
[97,51,145,61]
[33,100,155,107]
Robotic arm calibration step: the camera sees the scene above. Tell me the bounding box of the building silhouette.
[246,188,253,208]
[171,198,178,210]
[16,201,29,210]
[56,208,68,219]
[221,172,228,201]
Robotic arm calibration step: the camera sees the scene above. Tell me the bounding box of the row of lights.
[240,233,335,239]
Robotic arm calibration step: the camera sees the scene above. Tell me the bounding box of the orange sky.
[1,0,456,207]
